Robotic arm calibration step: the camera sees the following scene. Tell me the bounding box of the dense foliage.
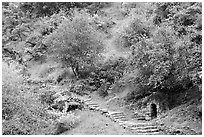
[117,2,202,95]
[2,62,50,134]
[2,2,202,134]
[2,1,202,99]
[44,11,105,78]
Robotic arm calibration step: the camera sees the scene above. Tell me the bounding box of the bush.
[98,82,109,97]
[54,113,80,135]
[2,62,55,135]
[40,90,57,105]
[2,62,24,120]
[92,56,127,84]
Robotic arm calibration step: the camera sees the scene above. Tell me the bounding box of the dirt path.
[62,110,133,135]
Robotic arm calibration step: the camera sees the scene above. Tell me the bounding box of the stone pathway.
[80,95,163,135]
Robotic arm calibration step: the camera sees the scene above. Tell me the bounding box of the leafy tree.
[44,11,105,78]
[119,2,201,96]
[152,2,202,86]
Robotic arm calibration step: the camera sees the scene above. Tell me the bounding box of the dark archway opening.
[150,103,157,118]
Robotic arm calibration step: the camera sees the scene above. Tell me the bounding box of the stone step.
[108,111,124,115]
[119,122,129,128]
[111,117,127,122]
[130,125,158,130]
[136,131,161,135]
[116,120,128,124]
[132,128,160,133]
[128,123,154,127]
[112,117,126,120]
[67,97,162,135]
[122,121,135,126]
[111,116,126,120]
[113,118,127,122]
[110,112,124,115]
[111,114,125,117]
[114,118,127,122]
[118,121,126,125]
[110,114,125,117]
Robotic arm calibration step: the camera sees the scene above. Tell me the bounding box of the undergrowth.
[2,62,80,135]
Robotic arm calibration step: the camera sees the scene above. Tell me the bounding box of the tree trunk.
[71,65,77,77]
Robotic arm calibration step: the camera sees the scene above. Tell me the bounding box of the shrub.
[2,62,24,120]
[40,90,57,105]
[54,113,80,134]
[2,62,55,135]
[98,82,109,97]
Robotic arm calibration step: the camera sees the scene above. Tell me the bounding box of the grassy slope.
[156,86,202,135]
[157,98,202,134]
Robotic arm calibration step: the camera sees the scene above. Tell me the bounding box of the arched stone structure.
[150,103,157,118]
[145,92,169,118]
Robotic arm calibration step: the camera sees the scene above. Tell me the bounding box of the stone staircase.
[47,88,162,135]
[80,95,163,135]
[133,111,152,121]
[126,122,160,135]
[108,111,127,122]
